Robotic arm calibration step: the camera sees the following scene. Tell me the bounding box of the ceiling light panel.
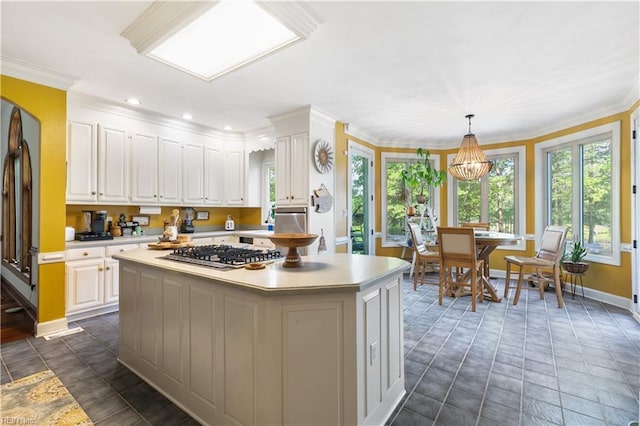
[123,1,322,82]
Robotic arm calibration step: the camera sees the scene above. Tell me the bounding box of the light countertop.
[65,229,274,249]
[113,248,409,294]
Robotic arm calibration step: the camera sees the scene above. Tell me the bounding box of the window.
[448,146,526,250]
[537,122,620,265]
[262,161,275,222]
[381,152,442,246]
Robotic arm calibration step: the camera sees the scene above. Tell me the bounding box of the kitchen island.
[114,247,409,425]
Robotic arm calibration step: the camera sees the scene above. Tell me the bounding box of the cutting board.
[147,241,194,250]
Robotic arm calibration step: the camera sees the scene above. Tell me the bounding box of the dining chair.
[460,222,490,231]
[503,225,568,308]
[460,222,491,278]
[408,222,440,291]
[436,227,484,312]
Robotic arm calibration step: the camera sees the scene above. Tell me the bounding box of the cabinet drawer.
[106,244,139,257]
[67,246,105,261]
[253,237,275,249]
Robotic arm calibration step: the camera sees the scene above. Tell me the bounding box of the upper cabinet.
[129,131,158,204]
[275,133,308,207]
[67,100,249,207]
[66,121,98,202]
[66,122,129,204]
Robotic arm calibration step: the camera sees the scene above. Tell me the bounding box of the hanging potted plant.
[562,240,589,274]
[401,148,447,204]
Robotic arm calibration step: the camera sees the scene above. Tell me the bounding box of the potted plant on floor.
[400,148,447,205]
[562,240,589,274]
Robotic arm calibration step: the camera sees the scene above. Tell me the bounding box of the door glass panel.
[351,153,368,254]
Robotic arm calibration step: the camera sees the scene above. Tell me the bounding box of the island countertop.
[113,247,409,293]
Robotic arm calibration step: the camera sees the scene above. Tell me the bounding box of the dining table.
[472,231,523,302]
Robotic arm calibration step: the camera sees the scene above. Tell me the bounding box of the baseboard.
[35,317,68,337]
[66,305,118,323]
[491,269,633,311]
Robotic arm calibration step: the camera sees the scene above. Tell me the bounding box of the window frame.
[381,152,443,247]
[447,146,526,251]
[535,121,620,266]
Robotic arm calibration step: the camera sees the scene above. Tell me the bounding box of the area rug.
[1,370,93,425]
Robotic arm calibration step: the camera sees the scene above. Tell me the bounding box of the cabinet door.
[224,149,246,205]
[98,124,130,203]
[204,144,223,205]
[130,132,159,204]
[66,121,97,202]
[66,258,105,314]
[158,137,182,204]
[182,141,205,204]
[104,257,119,305]
[289,133,309,206]
[275,136,291,206]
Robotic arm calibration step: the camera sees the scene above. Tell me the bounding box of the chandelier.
[448,114,493,181]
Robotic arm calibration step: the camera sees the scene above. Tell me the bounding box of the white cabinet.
[66,122,129,204]
[182,141,205,205]
[204,144,224,205]
[67,121,98,202]
[158,137,182,204]
[223,148,246,205]
[66,243,138,318]
[66,247,106,315]
[275,133,308,207]
[130,132,158,204]
[97,124,130,203]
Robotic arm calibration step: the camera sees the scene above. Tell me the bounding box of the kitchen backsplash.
[66,205,262,232]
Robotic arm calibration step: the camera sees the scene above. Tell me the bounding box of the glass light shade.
[448,133,493,181]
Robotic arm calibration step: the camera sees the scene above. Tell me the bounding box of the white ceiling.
[1,1,638,147]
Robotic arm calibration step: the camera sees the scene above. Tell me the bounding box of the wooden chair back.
[536,225,568,263]
[437,227,478,266]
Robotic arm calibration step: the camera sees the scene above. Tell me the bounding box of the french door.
[633,107,639,319]
[348,141,374,255]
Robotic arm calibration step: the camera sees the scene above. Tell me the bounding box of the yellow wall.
[65,205,262,231]
[1,75,67,323]
[340,106,637,300]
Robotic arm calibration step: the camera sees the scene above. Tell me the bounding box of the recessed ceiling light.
[123,1,321,82]
[125,98,142,105]
[223,125,233,131]
[182,113,193,120]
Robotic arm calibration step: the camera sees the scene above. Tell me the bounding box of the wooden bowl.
[268,233,318,268]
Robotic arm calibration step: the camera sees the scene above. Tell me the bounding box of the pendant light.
[448,114,493,181]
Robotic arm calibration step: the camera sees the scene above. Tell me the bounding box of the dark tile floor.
[1,274,638,425]
[388,273,640,426]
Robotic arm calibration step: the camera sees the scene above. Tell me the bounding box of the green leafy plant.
[565,240,588,263]
[400,148,447,204]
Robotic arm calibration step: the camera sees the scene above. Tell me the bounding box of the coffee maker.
[180,207,195,233]
[75,210,113,241]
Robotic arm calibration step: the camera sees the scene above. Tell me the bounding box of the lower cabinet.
[66,243,138,319]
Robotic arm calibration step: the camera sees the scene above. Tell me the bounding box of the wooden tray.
[147,241,193,250]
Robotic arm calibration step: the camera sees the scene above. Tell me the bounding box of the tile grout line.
[474,278,523,426]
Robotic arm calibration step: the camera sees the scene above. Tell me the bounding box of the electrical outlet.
[621,243,632,252]
[525,234,535,240]
[106,216,113,223]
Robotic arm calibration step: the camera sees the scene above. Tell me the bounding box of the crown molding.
[1,56,78,90]
[68,92,234,139]
[121,1,215,54]
[309,106,336,128]
[344,123,380,146]
[622,75,639,111]
[259,2,324,39]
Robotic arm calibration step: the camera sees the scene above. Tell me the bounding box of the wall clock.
[313,139,334,174]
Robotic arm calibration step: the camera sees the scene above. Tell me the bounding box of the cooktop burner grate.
[162,245,283,269]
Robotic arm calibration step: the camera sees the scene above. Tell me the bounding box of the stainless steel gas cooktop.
[162,244,282,269]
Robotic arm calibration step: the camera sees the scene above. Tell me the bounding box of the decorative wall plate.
[313,139,334,174]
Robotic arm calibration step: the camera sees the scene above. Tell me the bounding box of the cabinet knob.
[83,252,89,256]
[154,195,157,198]
[98,266,104,271]
[106,266,111,271]
[286,196,289,200]
[99,192,104,196]
[291,195,294,199]
[91,191,96,195]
